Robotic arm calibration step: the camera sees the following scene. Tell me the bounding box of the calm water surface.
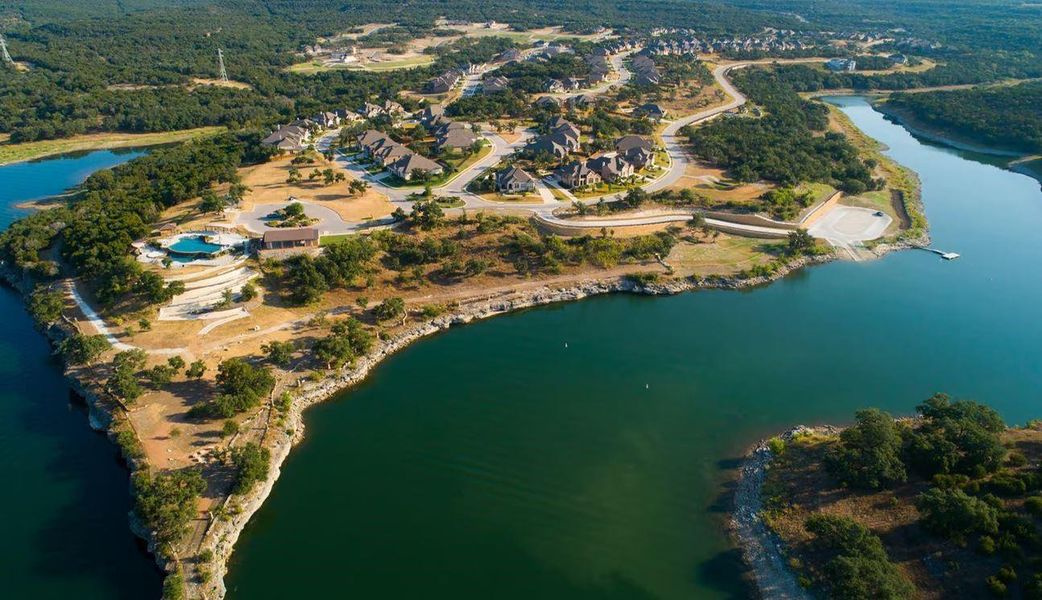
[0,149,161,598]
[226,97,1042,599]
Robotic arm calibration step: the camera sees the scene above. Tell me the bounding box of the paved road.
[312,57,850,240]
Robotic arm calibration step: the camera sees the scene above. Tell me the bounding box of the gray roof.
[390,153,442,175]
[263,228,318,243]
[437,128,478,149]
[615,135,654,153]
[496,165,536,186]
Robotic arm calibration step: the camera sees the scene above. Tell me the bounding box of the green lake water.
[224,96,1042,598]
[2,98,1041,599]
[0,150,162,598]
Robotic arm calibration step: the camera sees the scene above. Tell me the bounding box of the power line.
[1,34,13,65]
[217,48,228,83]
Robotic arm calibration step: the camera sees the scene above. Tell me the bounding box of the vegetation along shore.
[737,397,1042,599]
[5,0,1042,597]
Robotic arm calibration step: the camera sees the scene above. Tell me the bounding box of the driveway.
[235,201,355,235]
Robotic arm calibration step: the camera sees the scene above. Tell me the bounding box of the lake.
[224,97,1042,599]
[0,149,162,599]
[3,98,1042,599]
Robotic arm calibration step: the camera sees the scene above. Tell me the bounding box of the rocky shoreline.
[195,252,854,598]
[4,239,911,600]
[730,426,838,600]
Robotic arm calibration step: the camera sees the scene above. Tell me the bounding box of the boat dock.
[920,247,960,260]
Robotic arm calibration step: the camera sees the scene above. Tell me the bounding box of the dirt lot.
[238,155,395,222]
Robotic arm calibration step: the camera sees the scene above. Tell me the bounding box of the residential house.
[482,75,510,94]
[535,96,561,110]
[495,166,537,193]
[335,109,363,122]
[631,54,661,86]
[388,154,443,181]
[549,117,581,145]
[436,128,479,153]
[588,154,635,182]
[356,130,411,166]
[566,94,598,109]
[620,145,654,170]
[528,135,571,160]
[587,68,609,84]
[261,124,312,151]
[310,111,340,129]
[555,161,602,189]
[564,77,584,90]
[360,102,385,119]
[498,48,523,62]
[543,78,564,92]
[615,135,654,155]
[431,120,467,135]
[615,135,655,168]
[372,142,412,167]
[382,100,406,116]
[426,70,461,94]
[634,103,667,122]
[419,104,445,124]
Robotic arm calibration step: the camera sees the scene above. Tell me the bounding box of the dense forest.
[684,68,878,193]
[2,0,1041,142]
[765,54,1042,94]
[884,82,1042,154]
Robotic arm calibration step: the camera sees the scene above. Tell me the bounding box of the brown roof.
[262,228,319,243]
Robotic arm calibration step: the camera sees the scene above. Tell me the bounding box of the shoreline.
[0,231,922,599]
[0,127,223,168]
[196,241,938,598]
[873,102,1035,159]
[0,86,935,599]
[730,425,839,600]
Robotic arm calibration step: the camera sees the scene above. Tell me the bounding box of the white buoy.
[564,342,568,348]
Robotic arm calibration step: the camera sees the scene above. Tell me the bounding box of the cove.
[0,149,161,598]
[225,97,1042,598]
[226,97,1042,598]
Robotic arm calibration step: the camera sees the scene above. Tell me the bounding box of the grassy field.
[286,55,434,75]
[667,235,785,277]
[0,127,224,166]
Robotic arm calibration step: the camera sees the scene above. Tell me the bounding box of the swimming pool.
[167,234,224,258]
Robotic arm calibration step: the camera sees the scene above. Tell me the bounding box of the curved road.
[316,58,830,237]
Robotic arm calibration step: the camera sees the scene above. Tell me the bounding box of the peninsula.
[2,1,1041,598]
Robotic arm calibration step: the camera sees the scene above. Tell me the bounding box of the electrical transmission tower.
[1,34,13,65]
[217,48,229,83]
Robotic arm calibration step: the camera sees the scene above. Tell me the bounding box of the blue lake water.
[0,150,161,598]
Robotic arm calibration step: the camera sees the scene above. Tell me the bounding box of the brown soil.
[237,155,395,222]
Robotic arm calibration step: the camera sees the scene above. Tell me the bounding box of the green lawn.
[0,127,224,166]
[320,233,356,246]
